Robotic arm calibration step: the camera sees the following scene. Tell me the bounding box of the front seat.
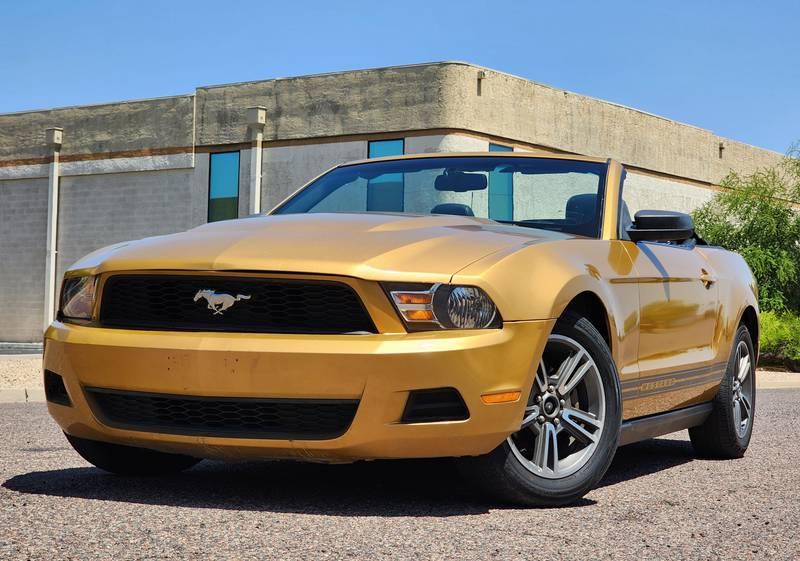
[565,193,598,236]
[431,203,475,217]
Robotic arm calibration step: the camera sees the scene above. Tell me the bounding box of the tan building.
[0,61,782,342]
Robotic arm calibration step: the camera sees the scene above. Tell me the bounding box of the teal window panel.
[368,139,404,159]
[367,139,404,211]
[488,143,513,221]
[208,152,240,222]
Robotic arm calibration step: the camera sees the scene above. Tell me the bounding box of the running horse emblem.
[193,289,251,315]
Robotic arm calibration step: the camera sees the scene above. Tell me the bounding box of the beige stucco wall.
[622,172,716,216]
[260,140,368,211]
[195,65,451,147]
[2,62,782,186]
[55,169,199,281]
[0,96,194,162]
[435,64,784,185]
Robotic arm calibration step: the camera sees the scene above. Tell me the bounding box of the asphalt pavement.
[1,390,798,560]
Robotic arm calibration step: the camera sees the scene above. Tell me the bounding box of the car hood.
[71,213,574,282]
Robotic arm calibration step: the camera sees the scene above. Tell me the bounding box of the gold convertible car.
[44,153,758,506]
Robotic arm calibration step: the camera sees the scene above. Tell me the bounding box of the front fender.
[451,239,632,323]
[451,239,640,374]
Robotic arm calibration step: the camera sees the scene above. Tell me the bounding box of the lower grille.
[85,387,359,440]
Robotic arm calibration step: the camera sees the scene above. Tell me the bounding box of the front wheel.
[458,313,622,506]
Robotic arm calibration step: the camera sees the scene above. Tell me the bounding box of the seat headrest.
[430,203,475,217]
[565,193,597,223]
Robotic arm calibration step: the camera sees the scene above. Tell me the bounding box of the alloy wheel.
[507,334,606,479]
[731,340,754,438]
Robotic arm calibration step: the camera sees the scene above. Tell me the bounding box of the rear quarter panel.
[697,246,760,360]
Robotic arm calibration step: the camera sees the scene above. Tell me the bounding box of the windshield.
[273,156,608,237]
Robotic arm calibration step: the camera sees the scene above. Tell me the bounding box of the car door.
[621,239,720,416]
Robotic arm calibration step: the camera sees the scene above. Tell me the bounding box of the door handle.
[700,269,716,289]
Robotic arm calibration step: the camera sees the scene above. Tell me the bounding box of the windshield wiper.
[494,220,557,229]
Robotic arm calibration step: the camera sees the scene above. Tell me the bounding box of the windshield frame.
[270,154,610,238]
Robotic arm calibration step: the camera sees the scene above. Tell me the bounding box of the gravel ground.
[0,356,41,389]
[1,390,798,560]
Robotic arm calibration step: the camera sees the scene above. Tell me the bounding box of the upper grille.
[86,387,358,440]
[99,274,376,334]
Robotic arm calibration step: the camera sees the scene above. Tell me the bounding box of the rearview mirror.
[434,171,488,192]
[627,210,695,243]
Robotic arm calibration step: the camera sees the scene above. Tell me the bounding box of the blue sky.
[1,1,797,153]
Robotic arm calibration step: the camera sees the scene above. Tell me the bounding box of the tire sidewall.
[497,313,622,504]
[723,326,756,450]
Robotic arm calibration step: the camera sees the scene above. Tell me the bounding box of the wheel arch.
[738,305,759,358]
[560,291,612,352]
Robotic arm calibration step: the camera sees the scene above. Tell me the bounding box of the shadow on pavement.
[3,437,694,514]
[599,437,695,488]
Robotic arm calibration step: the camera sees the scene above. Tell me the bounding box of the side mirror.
[627,210,695,243]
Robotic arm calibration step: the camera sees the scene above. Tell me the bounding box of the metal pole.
[43,127,63,333]
[247,106,267,215]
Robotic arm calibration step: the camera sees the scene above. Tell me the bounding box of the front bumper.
[44,319,553,462]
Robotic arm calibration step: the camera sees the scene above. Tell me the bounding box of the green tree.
[692,148,800,313]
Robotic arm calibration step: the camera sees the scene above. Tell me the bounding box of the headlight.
[60,276,97,321]
[439,286,497,328]
[385,283,500,331]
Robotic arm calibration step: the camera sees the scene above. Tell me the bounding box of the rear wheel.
[689,324,756,458]
[65,433,201,475]
[458,313,621,506]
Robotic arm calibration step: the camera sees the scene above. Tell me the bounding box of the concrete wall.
[191,62,782,186]
[55,169,199,280]
[0,96,194,163]
[404,133,489,154]
[0,178,48,342]
[261,141,367,210]
[195,65,451,146]
[0,62,783,184]
[622,172,716,216]
[437,63,784,185]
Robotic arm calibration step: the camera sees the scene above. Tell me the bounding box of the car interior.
[430,192,602,238]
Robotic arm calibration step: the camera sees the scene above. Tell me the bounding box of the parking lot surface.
[1,390,798,560]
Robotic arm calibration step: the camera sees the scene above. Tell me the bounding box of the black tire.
[65,433,201,475]
[689,324,756,458]
[458,312,622,507]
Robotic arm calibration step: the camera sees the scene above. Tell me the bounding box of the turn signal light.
[481,391,522,404]
[389,288,436,323]
[393,293,432,305]
[404,309,435,321]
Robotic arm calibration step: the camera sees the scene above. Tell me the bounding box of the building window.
[367,139,404,211]
[488,143,514,221]
[208,151,240,222]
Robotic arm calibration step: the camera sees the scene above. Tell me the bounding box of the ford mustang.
[44,153,758,506]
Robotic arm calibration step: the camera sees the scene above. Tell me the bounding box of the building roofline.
[338,151,609,168]
[195,60,716,134]
[0,92,195,117]
[195,61,468,90]
[0,60,784,157]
